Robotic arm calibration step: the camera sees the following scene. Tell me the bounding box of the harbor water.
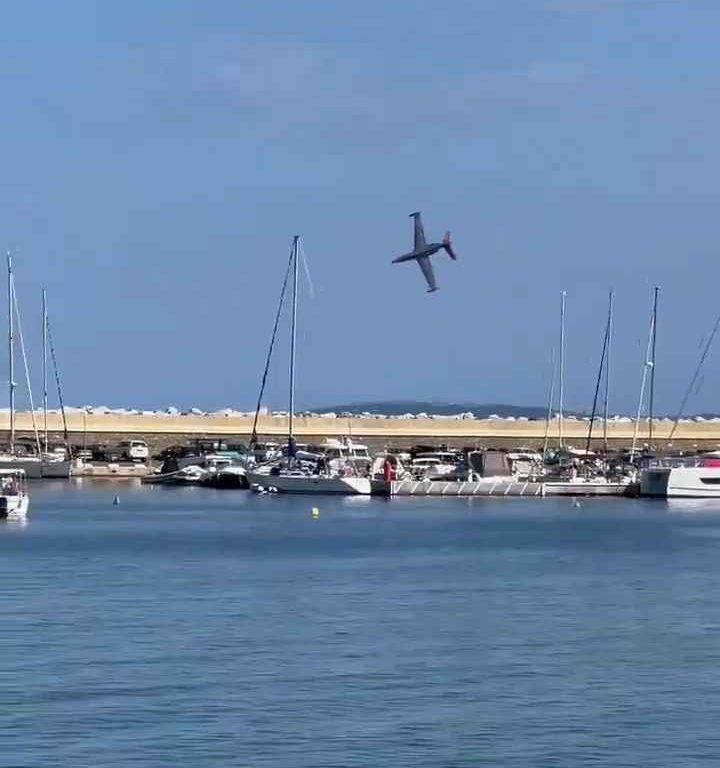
[3,483,720,766]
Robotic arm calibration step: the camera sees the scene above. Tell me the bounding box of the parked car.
[119,440,149,462]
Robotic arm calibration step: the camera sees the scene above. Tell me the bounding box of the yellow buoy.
[311,507,320,518]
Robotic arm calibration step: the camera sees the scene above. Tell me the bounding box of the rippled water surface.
[3,482,720,766]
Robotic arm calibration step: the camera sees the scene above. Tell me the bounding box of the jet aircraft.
[391,211,457,293]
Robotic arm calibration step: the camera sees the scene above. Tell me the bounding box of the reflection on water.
[665,497,720,514]
[0,516,27,529]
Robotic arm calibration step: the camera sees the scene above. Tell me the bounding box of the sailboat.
[542,291,634,496]
[39,288,72,478]
[0,253,42,478]
[638,289,720,497]
[246,237,371,495]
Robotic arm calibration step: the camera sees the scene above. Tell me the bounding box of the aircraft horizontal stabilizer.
[443,231,457,260]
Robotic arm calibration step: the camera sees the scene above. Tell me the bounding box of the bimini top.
[0,468,26,476]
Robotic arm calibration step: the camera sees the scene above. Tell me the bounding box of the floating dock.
[71,462,152,479]
[374,479,546,497]
[373,479,637,497]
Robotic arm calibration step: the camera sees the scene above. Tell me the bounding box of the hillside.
[312,401,569,419]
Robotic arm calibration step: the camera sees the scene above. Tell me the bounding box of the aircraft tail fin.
[442,231,457,260]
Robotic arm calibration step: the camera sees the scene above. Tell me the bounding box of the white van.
[119,440,149,462]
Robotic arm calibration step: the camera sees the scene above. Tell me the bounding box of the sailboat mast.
[542,347,556,462]
[287,235,299,456]
[42,288,48,453]
[585,292,612,457]
[630,293,656,461]
[558,290,566,448]
[7,252,15,454]
[648,286,659,450]
[602,291,614,453]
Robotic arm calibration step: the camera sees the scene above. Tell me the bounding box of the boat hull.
[0,457,42,479]
[41,460,72,478]
[640,466,720,498]
[205,468,249,489]
[247,472,371,495]
[543,481,635,497]
[0,494,29,519]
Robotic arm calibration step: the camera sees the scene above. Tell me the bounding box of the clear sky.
[1,0,719,414]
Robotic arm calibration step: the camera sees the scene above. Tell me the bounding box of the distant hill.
[311,401,573,419]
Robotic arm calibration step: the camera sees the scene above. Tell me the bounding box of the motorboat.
[410,451,462,480]
[0,469,29,519]
[640,454,720,498]
[314,438,373,473]
[204,463,249,489]
[506,450,544,480]
[142,464,209,486]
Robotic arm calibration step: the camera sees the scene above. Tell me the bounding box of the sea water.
[2,482,720,766]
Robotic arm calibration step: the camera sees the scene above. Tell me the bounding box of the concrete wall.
[5,411,719,452]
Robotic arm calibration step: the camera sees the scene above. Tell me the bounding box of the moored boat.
[640,455,720,498]
[0,469,29,519]
[247,469,370,495]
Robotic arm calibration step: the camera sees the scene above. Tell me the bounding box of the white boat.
[544,475,635,497]
[0,469,29,519]
[246,236,370,496]
[411,451,461,480]
[0,455,42,478]
[640,457,720,498]
[247,469,370,495]
[143,464,209,486]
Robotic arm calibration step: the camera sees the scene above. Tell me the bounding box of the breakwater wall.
[4,412,719,453]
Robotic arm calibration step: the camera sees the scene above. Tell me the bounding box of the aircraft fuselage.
[392,243,444,264]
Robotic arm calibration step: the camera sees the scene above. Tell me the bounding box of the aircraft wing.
[416,255,438,292]
[412,212,426,251]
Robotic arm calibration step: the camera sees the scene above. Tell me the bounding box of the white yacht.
[247,468,371,495]
[410,451,462,480]
[641,455,720,498]
[315,438,372,471]
[0,469,29,519]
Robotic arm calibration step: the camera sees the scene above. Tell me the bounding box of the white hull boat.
[640,466,720,498]
[247,471,371,495]
[41,458,72,478]
[0,456,42,479]
[543,477,635,497]
[0,469,29,519]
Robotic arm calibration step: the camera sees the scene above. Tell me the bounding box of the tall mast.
[585,291,612,457]
[630,289,657,461]
[7,252,15,454]
[42,288,48,453]
[287,235,299,457]
[648,286,659,450]
[602,291,614,453]
[542,347,556,462]
[558,290,566,448]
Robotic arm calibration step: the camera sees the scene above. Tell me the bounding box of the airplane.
[391,211,457,293]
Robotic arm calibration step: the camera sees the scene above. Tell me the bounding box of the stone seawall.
[4,412,719,453]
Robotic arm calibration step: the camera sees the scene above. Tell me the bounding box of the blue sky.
[1,0,720,413]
